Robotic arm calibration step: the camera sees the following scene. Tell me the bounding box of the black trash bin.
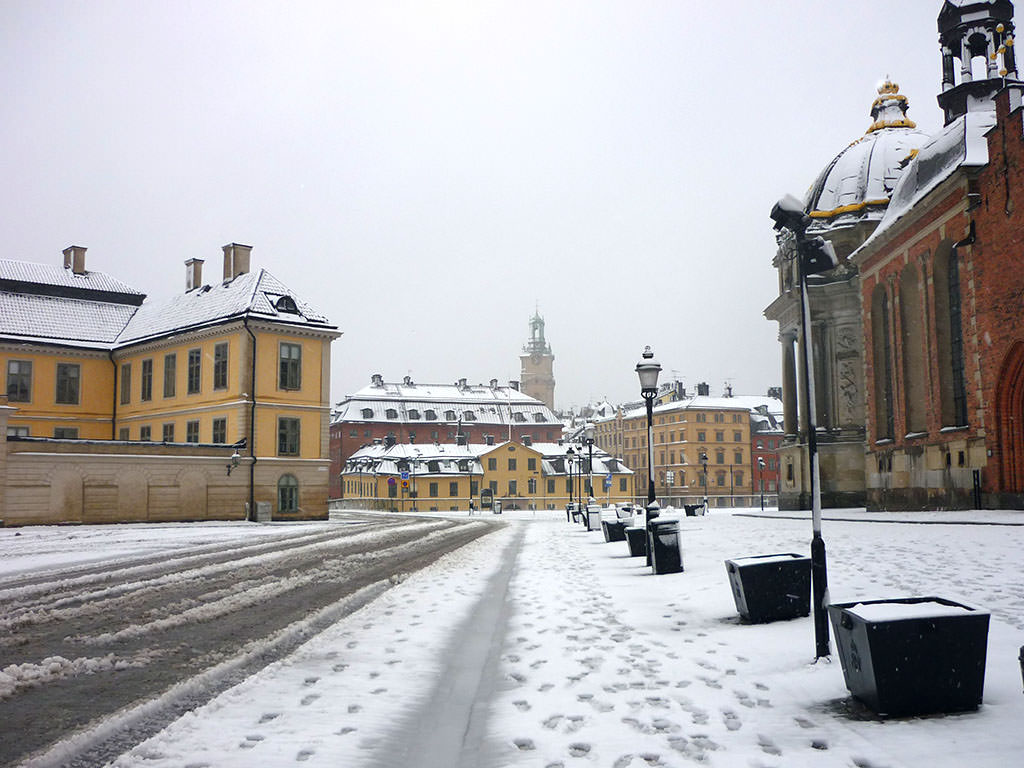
[625,526,647,557]
[603,519,627,542]
[828,597,990,717]
[648,518,683,574]
[724,553,810,623]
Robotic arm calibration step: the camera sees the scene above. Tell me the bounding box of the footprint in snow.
[513,737,535,751]
[513,700,531,711]
[568,743,591,757]
[542,715,563,729]
[721,708,742,731]
[258,712,280,723]
[758,734,782,755]
[296,748,315,761]
[303,677,319,686]
[300,694,320,706]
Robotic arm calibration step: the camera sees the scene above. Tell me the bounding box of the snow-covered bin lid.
[844,600,987,622]
[726,553,806,566]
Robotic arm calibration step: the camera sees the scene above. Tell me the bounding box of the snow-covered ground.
[8,508,1024,768]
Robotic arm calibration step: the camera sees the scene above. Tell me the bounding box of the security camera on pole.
[770,193,838,661]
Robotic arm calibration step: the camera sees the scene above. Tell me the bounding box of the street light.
[700,451,709,512]
[635,346,662,509]
[757,456,766,511]
[566,446,576,521]
[771,192,835,661]
[584,422,595,500]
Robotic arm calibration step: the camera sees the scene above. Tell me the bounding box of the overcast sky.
[2,1,950,411]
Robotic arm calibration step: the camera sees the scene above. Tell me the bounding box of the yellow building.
[595,386,778,509]
[340,438,634,512]
[1,243,339,522]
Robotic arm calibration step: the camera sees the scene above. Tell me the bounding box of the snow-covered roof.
[118,269,334,344]
[0,258,144,298]
[0,291,138,345]
[853,110,997,254]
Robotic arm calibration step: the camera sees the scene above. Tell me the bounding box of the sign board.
[666,470,675,483]
[400,471,410,480]
[401,479,409,489]
[480,487,493,509]
[604,475,613,489]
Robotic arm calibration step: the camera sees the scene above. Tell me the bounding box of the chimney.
[724,383,733,398]
[62,245,87,275]
[371,373,384,387]
[384,434,396,448]
[509,380,519,391]
[222,242,252,281]
[767,386,782,400]
[521,435,532,446]
[185,258,204,291]
[697,382,710,397]
[485,434,495,446]
[489,378,498,388]
[457,377,467,390]
[372,437,382,445]
[403,375,412,386]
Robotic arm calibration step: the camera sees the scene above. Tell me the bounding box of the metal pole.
[645,396,656,504]
[587,440,594,499]
[797,258,831,660]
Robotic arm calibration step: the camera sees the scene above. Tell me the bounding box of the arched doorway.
[995,341,1024,495]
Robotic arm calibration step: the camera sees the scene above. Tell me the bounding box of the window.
[139,425,151,441]
[6,360,31,402]
[716,472,726,487]
[408,409,420,420]
[534,413,545,423]
[187,349,201,394]
[425,409,437,420]
[386,409,398,419]
[528,477,537,494]
[429,482,438,497]
[444,410,456,421]
[715,430,724,442]
[735,471,744,485]
[756,440,764,449]
[186,420,199,443]
[118,427,130,440]
[213,343,228,390]
[163,423,175,442]
[427,460,440,473]
[716,450,725,464]
[449,481,458,497]
[696,413,706,422]
[361,408,374,419]
[619,477,627,491]
[508,480,517,495]
[714,413,724,423]
[141,359,153,401]
[513,412,526,422]
[279,343,302,390]
[54,427,79,439]
[528,457,537,471]
[56,363,80,404]
[734,450,743,464]
[408,431,416,443]
[508,458,517,470]
[278,417,301,455]
[278,474,299,513]
[488,458,497,470]
[348,429,358,437]
[697,430,706,442]
[464,410,476,421]
[388,483,397,498]
[120,363,131,405]
[164,353,176,398]
[7,426,29,437]
[733,431,742,442]
[547,479,555,493]
[212,417,227,443]
[471,480,479,496]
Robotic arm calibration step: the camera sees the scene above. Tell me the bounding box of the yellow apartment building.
[1,243,339,523]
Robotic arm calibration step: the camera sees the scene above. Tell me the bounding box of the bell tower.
[937,0,1018,125]
[520,311,555,410]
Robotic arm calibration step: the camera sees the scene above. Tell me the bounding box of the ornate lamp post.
[635,346,662,508]
[566,446,576,521]
[584,422,595,500]
[700,451,709,512]
[758,456,766,511]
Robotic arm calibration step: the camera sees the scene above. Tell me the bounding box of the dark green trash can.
[724,553,810,623]
[648,518,683,574]
[828,597,990,717]
[603,519,627,542]
[625,526,647,557]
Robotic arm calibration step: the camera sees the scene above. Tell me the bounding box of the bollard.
[1019,646,1024,693]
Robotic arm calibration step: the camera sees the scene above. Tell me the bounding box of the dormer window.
[408,409,421,420]
[513,412,526,422]
[458,459,469,472]
[444,410,456,421]
[361,408,374,419]
[275,295,299,314]
[425,409,437,420]
[385,408,398,419]
[463,410,476,421]
[533,412,545,423]
[427,460,440,473]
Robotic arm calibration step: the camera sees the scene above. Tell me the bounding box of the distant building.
[1,243,339,524]
[339,438,634,511]
[329,376,562,499]
[520,312,555,410]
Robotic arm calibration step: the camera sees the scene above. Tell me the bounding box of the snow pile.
[1,651,159,701]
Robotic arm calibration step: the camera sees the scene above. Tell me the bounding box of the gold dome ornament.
[998,23,1005,33]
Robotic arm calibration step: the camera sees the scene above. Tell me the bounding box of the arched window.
[533,412,545,423]
[385,408,398,419]
[278,474,299,513]
[934,242,968,427]
[900,264,926,434]
[513,412,526,422]
[871,284,895,440]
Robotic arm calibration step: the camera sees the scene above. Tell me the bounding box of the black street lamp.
[635,346,662,509]
[565,446,576,521]
[757,456,766,511]
[771,193,836,661]
[584,422,595,500]
[700,451,708,512]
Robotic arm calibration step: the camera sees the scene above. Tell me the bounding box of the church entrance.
[995,341,1024,499]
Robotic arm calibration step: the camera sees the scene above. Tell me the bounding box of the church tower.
[520,312,555,410]
[937,0,1018,125]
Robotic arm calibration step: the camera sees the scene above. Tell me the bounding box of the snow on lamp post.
[584,422,595,500]
[635,346,661,510]
[771,193,837,661]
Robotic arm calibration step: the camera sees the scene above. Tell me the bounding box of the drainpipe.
[243,318,257,521]
[109,351,118,439]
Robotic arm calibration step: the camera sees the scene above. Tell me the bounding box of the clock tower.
[520,312,555,411]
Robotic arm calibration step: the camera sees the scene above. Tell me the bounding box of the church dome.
[804,81,932,233]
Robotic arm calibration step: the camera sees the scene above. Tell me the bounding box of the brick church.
[769,0,1024,510]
